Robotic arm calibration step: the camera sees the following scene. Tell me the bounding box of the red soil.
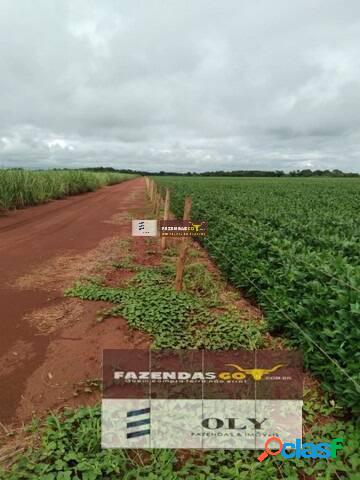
[0,178,150,427]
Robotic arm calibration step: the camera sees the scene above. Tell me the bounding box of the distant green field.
[0,170,135,211]
[155,176,360,412]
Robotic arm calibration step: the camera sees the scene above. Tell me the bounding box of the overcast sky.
[1,1,360,172]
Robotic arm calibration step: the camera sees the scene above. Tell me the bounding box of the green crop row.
[155,176,360,413]
[0,169,135,211]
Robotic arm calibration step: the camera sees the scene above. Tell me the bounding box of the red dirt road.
[0,177,149,425]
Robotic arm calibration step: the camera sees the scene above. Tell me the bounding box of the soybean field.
[155,176,360,413]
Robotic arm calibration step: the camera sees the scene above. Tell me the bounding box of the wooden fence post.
[152,182,158,212]
[160,188,170,250]
[149,179,153,202]
[156,192,162,218]
[175,196,192,291]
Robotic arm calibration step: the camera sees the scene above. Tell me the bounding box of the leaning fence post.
[160,188,170,250]
[175,196,192,291]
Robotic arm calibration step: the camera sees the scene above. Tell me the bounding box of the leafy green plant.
[183,262,221,307]
[193,313,267,350]
[302,386,344,426]
[112,258,143,271]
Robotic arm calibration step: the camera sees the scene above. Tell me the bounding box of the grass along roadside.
[0,169,135,211]
[1,238,358,478]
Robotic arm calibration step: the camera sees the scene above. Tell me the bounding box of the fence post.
[149,179,153,202]
[160,188,170,250]
[156,192,162,218]
[175,196,192,291]
[152,182,158,212]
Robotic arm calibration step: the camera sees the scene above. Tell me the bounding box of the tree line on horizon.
[3,167,359,177]
[81,167,360,177]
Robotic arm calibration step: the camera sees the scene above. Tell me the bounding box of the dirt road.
[0,177,149,425]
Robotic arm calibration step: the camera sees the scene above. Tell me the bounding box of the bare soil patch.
[15,305,150,425]
[0,178,148,426]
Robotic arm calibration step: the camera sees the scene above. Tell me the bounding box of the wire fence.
[205,236,359,391]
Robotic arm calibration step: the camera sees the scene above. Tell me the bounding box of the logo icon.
[258,437,344,461]
[159,220,207,237]
[219,364,286,381]
[191,223,203,232]
[132,220,158,237]
[126,407,151,439]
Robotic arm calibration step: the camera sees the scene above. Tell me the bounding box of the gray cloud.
[1,0,359,172]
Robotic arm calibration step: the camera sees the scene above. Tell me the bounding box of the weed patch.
[65,266,266,350]
[183,262,221,307]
